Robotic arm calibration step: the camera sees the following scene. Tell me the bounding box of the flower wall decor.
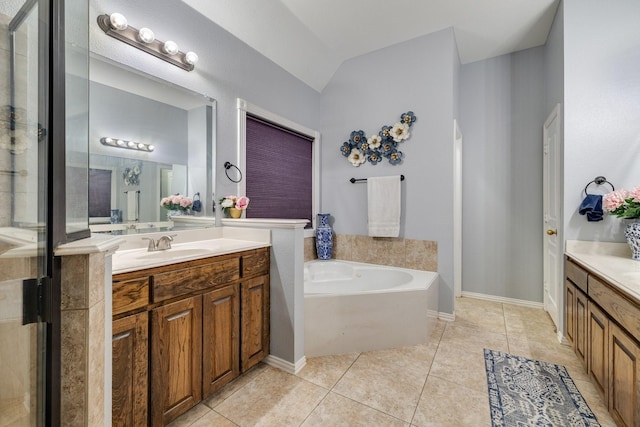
[123,163,142,186]
[340,111,416,167]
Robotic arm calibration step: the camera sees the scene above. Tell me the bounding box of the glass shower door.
[0,0,49,425]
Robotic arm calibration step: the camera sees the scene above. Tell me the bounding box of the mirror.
[88,55,215,233]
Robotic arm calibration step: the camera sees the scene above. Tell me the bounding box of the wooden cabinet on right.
[565,257,640,427]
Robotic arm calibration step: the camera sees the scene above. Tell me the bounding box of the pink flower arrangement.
[160,194,193,211]
[603,187,640,219]
[218,195,250,213]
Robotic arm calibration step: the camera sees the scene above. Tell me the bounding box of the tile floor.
[168,297,617,427]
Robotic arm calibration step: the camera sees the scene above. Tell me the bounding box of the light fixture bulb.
[109,13,128,31]
[138,143,146,149]
[116,139,125,146]
[104,137,113,144]
[184,51,198,65]
[138,27,155,44]
[147,145,155,152]
[163,41,179,55]
[127,141,136,148]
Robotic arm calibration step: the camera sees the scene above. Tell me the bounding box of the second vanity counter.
[565,240,640,303]
[111,226,271,274]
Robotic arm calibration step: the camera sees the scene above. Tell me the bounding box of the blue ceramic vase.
[624,222,640,260]
[315,213,333,260]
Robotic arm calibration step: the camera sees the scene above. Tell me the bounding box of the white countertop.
[110,227,271,274]
[565,240,640,303]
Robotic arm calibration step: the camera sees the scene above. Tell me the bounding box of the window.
[237,99,319,231]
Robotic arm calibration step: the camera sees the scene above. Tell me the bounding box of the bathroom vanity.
[564,241,640,427]
[110,230,270,426]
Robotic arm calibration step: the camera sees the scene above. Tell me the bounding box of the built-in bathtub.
[304,260,439,357]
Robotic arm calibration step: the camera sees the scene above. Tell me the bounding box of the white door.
[543,104,562,335]
[453,120,463,300]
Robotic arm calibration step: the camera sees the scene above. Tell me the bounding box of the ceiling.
[181,0,560,92]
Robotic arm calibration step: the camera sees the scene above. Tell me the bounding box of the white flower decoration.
[390,122,410,143]
[348,148,366,167]
[368,134,382,149]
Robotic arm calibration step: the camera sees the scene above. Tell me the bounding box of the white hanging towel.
[367,176,401,237]
[126,190,138,221]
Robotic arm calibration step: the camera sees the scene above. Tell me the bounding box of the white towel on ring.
[367,175,401,237]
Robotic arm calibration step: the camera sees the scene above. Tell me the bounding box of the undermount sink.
[135,248,214,260]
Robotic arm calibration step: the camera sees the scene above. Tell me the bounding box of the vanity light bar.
[97,13,198,72]
[100,137,155,152]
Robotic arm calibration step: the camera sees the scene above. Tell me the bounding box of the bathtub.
[304,260,439,357]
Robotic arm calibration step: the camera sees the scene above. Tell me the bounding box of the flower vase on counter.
[624,221,640,260]
[603,187,640,260]
[315,213,333,260]
[110,209,121,224]
[228,207,242,218]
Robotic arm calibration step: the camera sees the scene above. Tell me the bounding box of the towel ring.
[584,176,614,196]
[224,161,243,183]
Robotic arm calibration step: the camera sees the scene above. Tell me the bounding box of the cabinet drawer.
[589,275,640,341]
[153,258,240,302]
[566,259,588,293]
[242,250,269,277]
[113,277,149,316]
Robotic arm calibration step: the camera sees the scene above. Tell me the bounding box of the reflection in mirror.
[88,55,216,233]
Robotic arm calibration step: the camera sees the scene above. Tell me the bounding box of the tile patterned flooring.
[168,297,617,427]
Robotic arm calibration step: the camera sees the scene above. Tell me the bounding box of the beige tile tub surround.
[304,234,437,271]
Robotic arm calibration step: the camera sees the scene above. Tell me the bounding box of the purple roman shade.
[245,115,313,226]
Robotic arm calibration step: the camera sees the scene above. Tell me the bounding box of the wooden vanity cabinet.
[202,284,240,396]
[112,311,148,427]
[112,247,270,426]
[565,261,588,368]
[564,257,640,427]
[241,275,270,372]
[150,296,203,426]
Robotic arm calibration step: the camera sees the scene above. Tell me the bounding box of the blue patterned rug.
[484,349,601,426]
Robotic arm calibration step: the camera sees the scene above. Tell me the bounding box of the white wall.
[459,47,546,302]
[320,29,459,314]
[563,0,640,242]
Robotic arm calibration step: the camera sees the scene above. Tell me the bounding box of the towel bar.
[584,176,614,195]
[350,175,405,183]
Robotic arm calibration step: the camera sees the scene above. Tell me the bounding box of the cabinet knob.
[546,229,557,236]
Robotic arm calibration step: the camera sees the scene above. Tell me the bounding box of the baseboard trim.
[438,311,455,322]
[263,354,307,374]
[461,291,544,309]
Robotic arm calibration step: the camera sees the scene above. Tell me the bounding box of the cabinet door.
[575,287,588,367]
[608,322,639,427]
[241,275,270,372]
[112,312,148,427]
[565,280,576,347]
[151,297,202,426]
[587,301,608,401]
[202,284,239,397]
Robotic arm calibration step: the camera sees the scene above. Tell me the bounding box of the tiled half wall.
[304,234,437,272]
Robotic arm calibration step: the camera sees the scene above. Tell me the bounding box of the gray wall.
[90,81,188,165]
[319,28,459,314]
[563,0,640,242]
[459,47,546,301]
[90,0,321,204]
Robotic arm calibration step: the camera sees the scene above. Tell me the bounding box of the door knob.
[546,229,557,236]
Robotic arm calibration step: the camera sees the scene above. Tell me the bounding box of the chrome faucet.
[156,235,175,250]
[141,234,176,252]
